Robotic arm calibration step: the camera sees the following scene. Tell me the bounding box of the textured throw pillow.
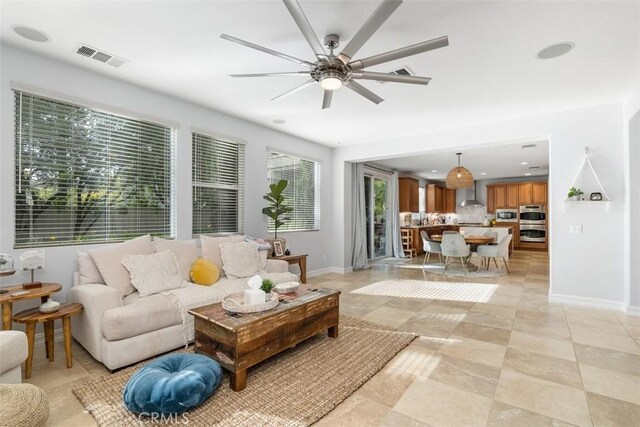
[200,235,245,276]
[88,234,155,296]
[219,241,261,279]
[153,238,199,281]
[190,258,220,286]
[77,251,105,285]
[122,251,185,297]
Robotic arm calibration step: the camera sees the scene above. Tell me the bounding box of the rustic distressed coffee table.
[188,285,340,391]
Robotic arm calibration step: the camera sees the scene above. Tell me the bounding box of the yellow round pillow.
[190,258,220,286]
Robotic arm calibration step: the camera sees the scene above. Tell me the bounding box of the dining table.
[429,234,496,271]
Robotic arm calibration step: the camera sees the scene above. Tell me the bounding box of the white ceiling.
[1,1,638,148]
[372,140,549,181]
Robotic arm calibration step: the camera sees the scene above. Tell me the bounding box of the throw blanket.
[164,283,225,347]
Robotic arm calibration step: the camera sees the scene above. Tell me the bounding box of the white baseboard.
[307,266,353,277]
[34,329,64,346]
[626,305,640,317]
[548,292,626,312]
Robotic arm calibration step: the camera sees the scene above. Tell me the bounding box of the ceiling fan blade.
[349,35,449,71]
[345,81,384,104]
[282,0,327,61]
[352,71,431,85]
[230,71,310,77]
[322,90,333,109]
[220,34,315,67]
[337,0,403,64]
[271,79,316,101]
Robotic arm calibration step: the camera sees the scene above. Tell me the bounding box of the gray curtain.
[351,163,369,269]
[391,171,405,258]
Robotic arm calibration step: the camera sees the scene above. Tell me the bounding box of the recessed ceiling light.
[537,42,574,60]
[525,173,531,176]
[12,25,50,43]
[520,161,528,165]
[272,119,286,125]
[431,170,437,173]
[481,172,487,176]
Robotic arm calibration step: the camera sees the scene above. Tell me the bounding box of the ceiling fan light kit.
[446,153,474,189]
[222,0,449,109]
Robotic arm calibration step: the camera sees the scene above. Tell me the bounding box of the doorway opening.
[364,172,391,260]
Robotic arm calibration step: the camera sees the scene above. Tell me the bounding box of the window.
[267,151,320,232]
[192,132,244,235]
[14,91,174,248]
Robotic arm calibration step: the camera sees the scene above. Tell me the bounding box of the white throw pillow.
[77,251,105,285]
[153,238,199,281]
[88,234,155,296]
[219,241,261,279]
[121,251,185,297]
[200,235,245,277]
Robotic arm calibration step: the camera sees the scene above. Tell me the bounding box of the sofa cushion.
[102,293,182,341]
[200,235,244,276]
[77,251,105,285]
[220,241,261,279]
[153,238,198,281]
[0,331,28,375]
[189,258,220,286]
[89,235,155,297]
[122,251,185,297]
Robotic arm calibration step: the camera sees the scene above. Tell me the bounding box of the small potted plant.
[261,278,275,299]
[262,179,293,256]
[567,186,584,201]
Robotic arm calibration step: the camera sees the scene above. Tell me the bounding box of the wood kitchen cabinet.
[494,186,506,209]
[427,184,456,213]
[532,182,547,204]
[399,177,419,212]
[506,185,518,208]
[519,183,533,204]
[486,186,495,213]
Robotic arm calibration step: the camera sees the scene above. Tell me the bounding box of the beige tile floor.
[25,250,640,426]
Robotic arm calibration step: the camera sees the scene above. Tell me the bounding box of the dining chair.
[441,233,471,275]
[479,230,499,268]
[420,230,442,266]
[477,234,512,273]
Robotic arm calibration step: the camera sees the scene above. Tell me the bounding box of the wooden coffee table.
[189,285,340,391]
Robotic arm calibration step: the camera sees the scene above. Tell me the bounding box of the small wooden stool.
[13,302,83,379]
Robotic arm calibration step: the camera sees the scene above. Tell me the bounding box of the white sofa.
[0,331,28,383]
[67,235,297,370]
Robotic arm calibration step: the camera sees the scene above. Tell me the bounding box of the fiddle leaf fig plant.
[262,179,293,239]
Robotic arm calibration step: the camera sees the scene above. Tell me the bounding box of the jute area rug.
[73,316,414,427]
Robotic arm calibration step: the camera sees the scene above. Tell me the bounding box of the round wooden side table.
[13,302,83,379]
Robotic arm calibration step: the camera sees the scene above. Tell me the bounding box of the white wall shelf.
[563,147,610,203]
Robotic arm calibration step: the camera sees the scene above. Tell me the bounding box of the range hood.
[460,181,483,207]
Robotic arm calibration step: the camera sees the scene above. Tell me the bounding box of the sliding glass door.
[364,173,391,260]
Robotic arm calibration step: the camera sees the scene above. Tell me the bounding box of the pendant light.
[446,153,473,189]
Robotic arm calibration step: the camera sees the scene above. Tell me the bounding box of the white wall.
[333,103,627,309]
[0,45,334,310]
[624,87,640,313]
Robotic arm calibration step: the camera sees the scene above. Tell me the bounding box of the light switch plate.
[570,224,583,234]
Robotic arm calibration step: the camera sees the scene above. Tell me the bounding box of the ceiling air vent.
[378,66,414,83]
[76,44,128,68]
[522,143,537,149]
[529,166,541,170]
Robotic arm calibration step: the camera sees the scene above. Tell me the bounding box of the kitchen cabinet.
[532,182,547,204]
[427,185,456,213]
[486,187,495,213]
[519,183,533,204]
[507,185,518,208]
[494,186,506,209]
[399,177,419,212]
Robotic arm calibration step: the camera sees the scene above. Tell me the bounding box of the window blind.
[13,91,174,248]
[192,133,245,235]
[267,151,319,232]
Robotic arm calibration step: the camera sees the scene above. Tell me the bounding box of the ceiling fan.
[221,0,449,109]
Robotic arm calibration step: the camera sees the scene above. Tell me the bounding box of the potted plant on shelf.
[262,179,293,257]
[567,186,584,201]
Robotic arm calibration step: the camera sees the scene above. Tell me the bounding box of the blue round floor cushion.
[123,353,223,415]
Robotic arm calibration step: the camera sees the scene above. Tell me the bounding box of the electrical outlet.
[570,224,583,234]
